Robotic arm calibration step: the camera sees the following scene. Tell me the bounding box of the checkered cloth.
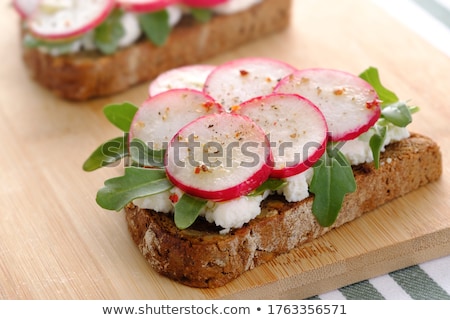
[310,256,450,299]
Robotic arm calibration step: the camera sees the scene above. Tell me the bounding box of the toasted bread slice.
[21,0,292,101]
[125,133,442,288]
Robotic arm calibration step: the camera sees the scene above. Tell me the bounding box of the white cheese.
[167,5,183,27]
[338,131,375,165]
[212,0,262,15]
[132,191,174,214]
[280,168,314,202]
[382,124,410,148]
[116,6,182,49]
[134,189,268,233]
[44,39,82,56]
[202,195,266,233]
[80,31,96,51]
[339,124,410,166]
[117,12,142,48]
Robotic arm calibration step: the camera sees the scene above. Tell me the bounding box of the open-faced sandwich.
[13,0,291,100]
[83,57,442,288]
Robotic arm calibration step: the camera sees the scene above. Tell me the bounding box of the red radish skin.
[275,68,381,141]
[117,0,179,12]
[165,113,273,202]
[203,57,298,111]
[236,93,328,178]
[149,64,215,96]
[130,89,223,151]
[28,0,115,41]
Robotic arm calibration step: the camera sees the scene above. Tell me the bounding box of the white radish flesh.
[13,0,40,18]
[28,0,115,41]
[275,68,381,141]
[165,113,273,201]
[149,64,215,96]
[236,93,328,178]
[130,89,223,151]
[203,57,297,111]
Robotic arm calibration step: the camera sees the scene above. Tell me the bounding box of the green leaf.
[381,101,413,127]
[139,10,171,46]
[94,9,125,55]
[359,67,399,106]
[96,167,173,211]
[23,34,77,55]
[249,179,287,196]
[23,34,41,48]
[191,8,213,22]
[310,147,357,227]
[82,136,128,172]
[409,105,420,115]
[174,194,208,229]
[369,125,387,169]
[129,138,165,168]
[103,102,138,132]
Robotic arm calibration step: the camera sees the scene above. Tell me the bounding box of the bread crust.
[21,0,292,100]
[125,133,442,288]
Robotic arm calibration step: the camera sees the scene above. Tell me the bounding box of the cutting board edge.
[217,226,450,300]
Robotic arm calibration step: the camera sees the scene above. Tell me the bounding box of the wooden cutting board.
[1,0,449,299]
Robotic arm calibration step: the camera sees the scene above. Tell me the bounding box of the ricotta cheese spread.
[134,122,409,233]
[212,0,262,15]
[339,123,410,165]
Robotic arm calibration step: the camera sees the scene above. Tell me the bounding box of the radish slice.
[182,0,228,8]
[13,0,39,19]
[165,113,273,201]
[236,93,328,178]
[130,89,223,151]
[149,64,215,96]
[117,0,179,12]
[275,68,381,141]
[203,57,297,111]
[28,0,115,41]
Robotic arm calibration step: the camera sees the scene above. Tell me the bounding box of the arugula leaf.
[369,125,387,169]
[129,138,165,168]
[174,194,208,229]
[103,102,138,132]
[248,179,287,196]
[359,67,418,166]
[94,9,125,55]
[310,146,356,227]
[139,10,171,46]
[96,167,173,211]
[83,136,128,172]
[381,101,413,127]
[359,67,398,106]
[23,34,77,55]
[191,8,213,22]
[83,103,137,171]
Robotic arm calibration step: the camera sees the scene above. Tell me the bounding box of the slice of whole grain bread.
[21,0,292,100]
[125,133,442,288]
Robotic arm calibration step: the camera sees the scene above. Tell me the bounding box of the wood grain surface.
[1,0,449,300]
